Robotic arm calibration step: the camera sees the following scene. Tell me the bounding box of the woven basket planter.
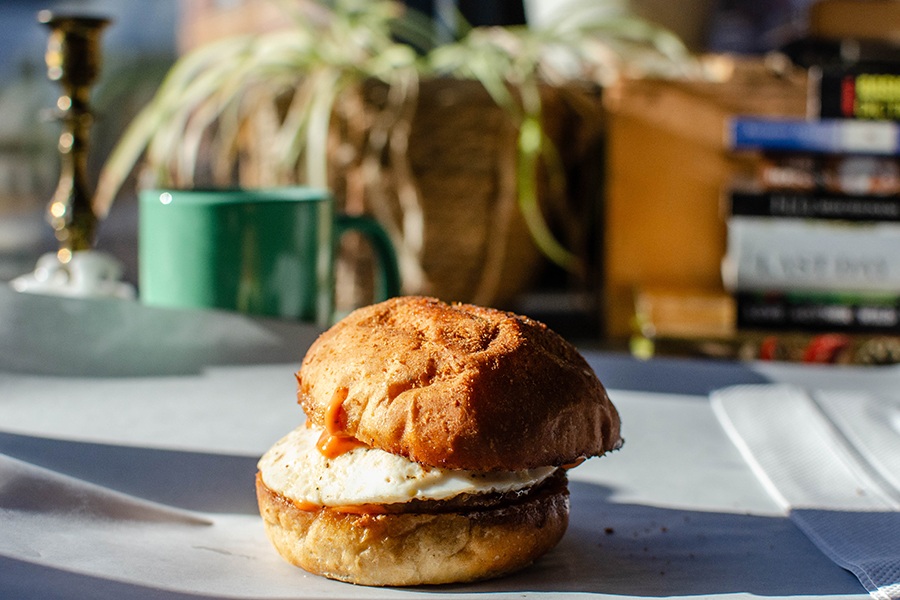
[189,76,606,309]
[269,78,601,308]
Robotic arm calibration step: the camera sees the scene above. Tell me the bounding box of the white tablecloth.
[0,284,883,599]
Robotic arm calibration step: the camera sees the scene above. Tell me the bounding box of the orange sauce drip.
[329,504,388,515]
[316,429,365,458]
[290,498,320,511]
[289,497,387,515]
[323,387,347,433]
[561,457,587,470]
[315,387,365,459]
[291,387,377,513]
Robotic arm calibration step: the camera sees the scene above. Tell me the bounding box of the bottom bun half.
[255,472,569,586]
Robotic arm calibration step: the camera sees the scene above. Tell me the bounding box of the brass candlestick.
[12,11,133,299]
[39,10,110,260]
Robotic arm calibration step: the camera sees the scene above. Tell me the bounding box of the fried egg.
[257,424,556,507]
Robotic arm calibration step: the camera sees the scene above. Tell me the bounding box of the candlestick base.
[11,250,135,300]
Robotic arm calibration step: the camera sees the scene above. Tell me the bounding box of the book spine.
[752,152,900,196]
[721,217,900,293]
[736,291,900,333]
[814,66,900,121]
[728,190,900,222]
[728,117,900,155]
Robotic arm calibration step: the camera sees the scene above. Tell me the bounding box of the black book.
[736,291,900,334]
[728,189,900,222]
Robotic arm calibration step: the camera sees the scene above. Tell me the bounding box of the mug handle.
[334,214,401,302]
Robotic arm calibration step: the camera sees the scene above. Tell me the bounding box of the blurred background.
[0,0,895,360]
[0,0,812,273]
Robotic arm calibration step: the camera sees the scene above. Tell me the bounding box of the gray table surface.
[0,283,880,599]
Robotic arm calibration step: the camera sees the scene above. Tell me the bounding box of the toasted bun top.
[297,296,621,471]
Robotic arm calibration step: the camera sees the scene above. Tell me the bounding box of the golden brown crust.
[297,296,621,471]
[255,472,569,586]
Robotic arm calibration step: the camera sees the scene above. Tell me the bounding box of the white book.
[722,217,900,293]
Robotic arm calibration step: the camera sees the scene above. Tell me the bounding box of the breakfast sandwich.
[256,295,622,586]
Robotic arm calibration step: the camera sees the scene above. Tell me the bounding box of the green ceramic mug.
[138,187,400,324]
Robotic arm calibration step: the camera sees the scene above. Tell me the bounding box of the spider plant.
[94,0,697,294]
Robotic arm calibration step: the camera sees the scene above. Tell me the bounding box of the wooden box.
[601,59,807,339]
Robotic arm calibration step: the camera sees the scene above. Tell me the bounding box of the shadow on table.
[584,353,771,397]
[465,479,865,597]
[0,283,320,377]
[0,558,224,600]
[0,432,865,599]
[0,431,260,514]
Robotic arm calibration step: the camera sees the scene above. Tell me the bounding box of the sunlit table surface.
[0,282,892,600]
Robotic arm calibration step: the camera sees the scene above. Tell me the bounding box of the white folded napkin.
[711,383,900,600]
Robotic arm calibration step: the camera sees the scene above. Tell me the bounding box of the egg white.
[258,424,556,507]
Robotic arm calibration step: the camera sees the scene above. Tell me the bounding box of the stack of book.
[722,109,900,335]
[626,59,900,364]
